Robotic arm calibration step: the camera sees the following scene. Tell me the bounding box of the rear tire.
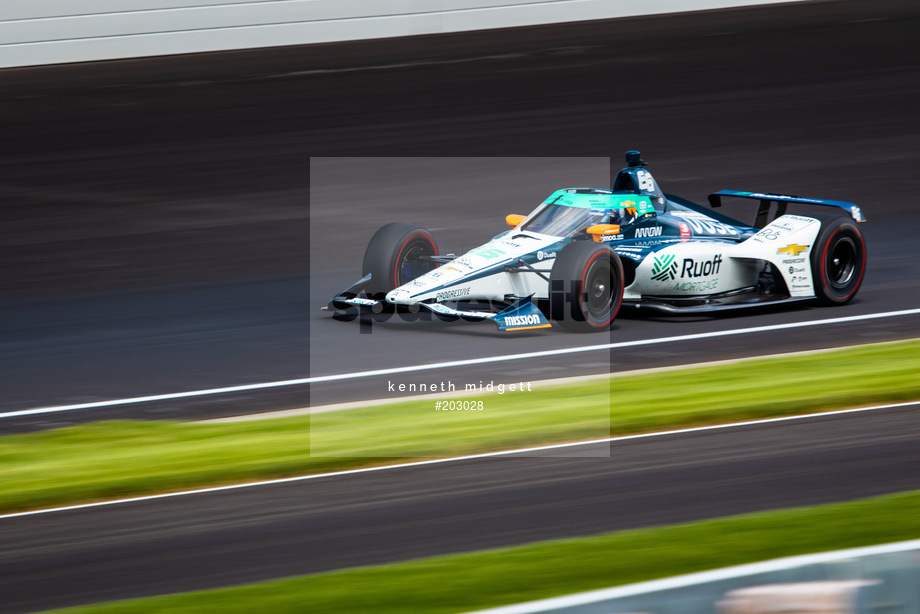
[549,241,624,332]
[362,223,439,298]
[810,213,866,305]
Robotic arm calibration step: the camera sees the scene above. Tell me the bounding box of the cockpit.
[520,189,653,238]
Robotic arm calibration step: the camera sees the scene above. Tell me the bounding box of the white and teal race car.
[323,152,867,332]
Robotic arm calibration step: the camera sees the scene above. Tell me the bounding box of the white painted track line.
[467,538,920,613]
[207,341,911,422]
[3,308,920,420]
[1,400,917,521]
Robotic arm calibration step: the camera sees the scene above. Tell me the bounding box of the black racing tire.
[549,241,624,332]
[810,213,867,306]
[362,223,439,298]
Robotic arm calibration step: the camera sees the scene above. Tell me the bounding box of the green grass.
[43,489,920,613]
[2,338,919,514]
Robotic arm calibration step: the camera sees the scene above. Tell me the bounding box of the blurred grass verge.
[40,489,920,614]
[1,338,918,514]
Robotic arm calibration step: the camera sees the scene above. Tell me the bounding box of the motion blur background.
[1,0,919,612]
[3,0,918,424]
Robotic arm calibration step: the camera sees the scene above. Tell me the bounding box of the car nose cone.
[386,289,411,304]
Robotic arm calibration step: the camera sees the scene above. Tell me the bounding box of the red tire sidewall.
[579,248,622,328]
[818,224,865,303]
[392,231,438,288]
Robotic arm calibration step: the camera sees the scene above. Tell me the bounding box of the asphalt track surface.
[2,405,920,614]
[1,0,920,610]
[3,0,920,430]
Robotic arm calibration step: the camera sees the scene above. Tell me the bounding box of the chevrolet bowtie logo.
[778,244,809,256]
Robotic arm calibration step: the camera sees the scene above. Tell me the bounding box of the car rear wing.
[708,190,865,228]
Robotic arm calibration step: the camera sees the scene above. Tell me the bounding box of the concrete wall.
[0,0,806,68]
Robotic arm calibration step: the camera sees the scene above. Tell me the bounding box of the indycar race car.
[323,151,867,332]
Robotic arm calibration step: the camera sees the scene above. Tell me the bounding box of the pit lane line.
[2,399,918,521]
[3,307,919,420]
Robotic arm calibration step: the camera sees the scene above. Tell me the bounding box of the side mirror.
[506,214,526,227]
[586,224,622,242]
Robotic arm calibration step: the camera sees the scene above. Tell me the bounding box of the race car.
[322,151,867,332]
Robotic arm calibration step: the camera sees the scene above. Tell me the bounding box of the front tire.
[549,241,624,332]
[362,223,439,298]
[810,213,866,306]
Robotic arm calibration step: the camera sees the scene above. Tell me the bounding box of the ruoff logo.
[651,254,678,281]
[681,254,723,278]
